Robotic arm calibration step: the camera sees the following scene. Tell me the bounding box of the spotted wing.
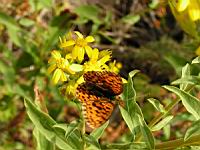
[83,71,123,96]
[76,83,115,128]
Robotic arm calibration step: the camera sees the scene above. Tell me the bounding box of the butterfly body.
[76,71,123,128]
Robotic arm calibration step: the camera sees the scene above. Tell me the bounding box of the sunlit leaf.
[85,134,101,150]
[137,114,155,150]
[74,5,101,24]
[90,121,109,140]
[151,116,173,131]
[192,56,200,64]
[164,85,200,120]
[105,142,147,149]
[24,98,75,150]
[147,98,166,113]
[122,14,140,25]
[184,119,200,141]
[33,129,55,150]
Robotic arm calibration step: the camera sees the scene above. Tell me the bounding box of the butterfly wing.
[83,71,123,96]
[76,83,115,128]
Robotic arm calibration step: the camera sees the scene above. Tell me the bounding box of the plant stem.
[155,134,200,150]
[148,98,180,128]
[135,98,180,142]
[81,110,86,150]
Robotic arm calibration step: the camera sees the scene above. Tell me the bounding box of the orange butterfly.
[76,71,123,128]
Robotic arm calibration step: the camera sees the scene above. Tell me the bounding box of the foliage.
[1,0,200,150]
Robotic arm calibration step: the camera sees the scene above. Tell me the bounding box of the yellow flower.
[109,60,122,73]
[188,0,200,21]
[83,48,111,71]
[47,50,75,84]
[60,31,95,62]
[176,0,190,12]
[173,0,200,21]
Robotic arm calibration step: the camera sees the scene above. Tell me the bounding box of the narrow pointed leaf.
[151,116,173,131]
[90,121,109,140]
[184,119,200,141]
[164,86,200,120]
[24,98,74,150]
[147,98,166,113]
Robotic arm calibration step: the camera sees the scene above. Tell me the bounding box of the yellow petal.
[98,55,111,66]
[78,47,85,62]
[188,0,200,21]
[85,36,95,42]
[91,48,99,61]
[47,64,57,74]
[74,31,84,38]
[60,71,67,82]
[52,69,62,84]
[64,59,69,66]
[76,76,85,84]
[65,53,72,59]
[176,0,190,12]
[72,46,80,59]
[99,50,112,58]
[59,36,63,43]
[60,40,75,48]
[51,50,61,59]
[85,46,93,58]
[116,62,122,69]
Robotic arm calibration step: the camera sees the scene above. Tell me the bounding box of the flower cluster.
[47,31,122,99]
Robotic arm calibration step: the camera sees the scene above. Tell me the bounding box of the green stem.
[155,134,200,150]
[81,110,86,150]
[148,98,180,128]
[135,98,180,141]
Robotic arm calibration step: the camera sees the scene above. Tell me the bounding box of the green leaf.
[53,121,79,139]
[184,119,200,141]
[164,53,187,76]
[122,14,140,25]
[0,60,15,92]
[90,121,109,140]
[192,56,200,64]
[172,76,200,86]
[119,106,135,135]
[74,5,101,24]
[147,98,166,113]
[0,12,20,31]
[7,28,22,47]
[38,0,52,8]
[163,124,171,139]
[105,142,147,149]
[137,114,155,150]
[151,116,173,131]
[19,18,35,27]
[33,129,55,150]
[164,85,200,120]
[149,0,159,9]
[85,134,101,150]
[24,98,74,150]
[180,63,191,90]
[122,70,139,106]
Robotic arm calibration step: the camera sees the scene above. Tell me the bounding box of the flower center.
[76,38,87,47]
[56,58,67,69]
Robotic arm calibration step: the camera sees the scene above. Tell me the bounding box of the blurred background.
[0,0,199,149]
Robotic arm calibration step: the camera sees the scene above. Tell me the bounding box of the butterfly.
[76,71,123,129]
